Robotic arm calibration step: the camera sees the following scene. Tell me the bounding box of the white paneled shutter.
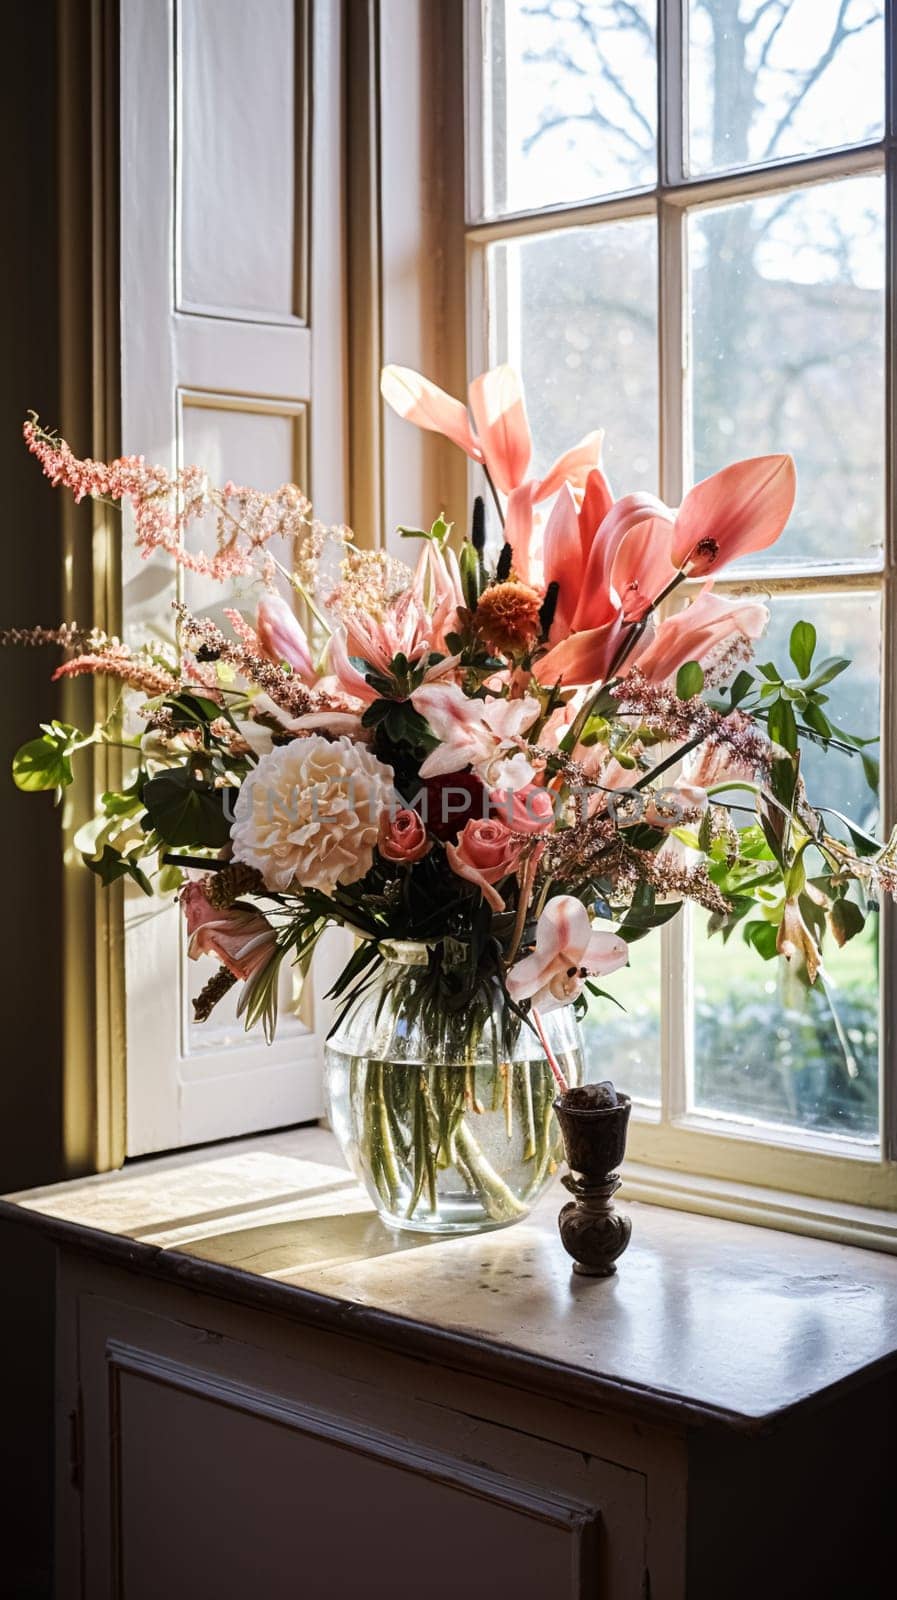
[120,0,345,1154]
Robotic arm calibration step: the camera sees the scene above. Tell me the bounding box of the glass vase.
[324,941,584,1234]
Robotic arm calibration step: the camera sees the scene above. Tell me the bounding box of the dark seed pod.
[539,580,559,636]
[471,495,486,553]
[496,541,513,582]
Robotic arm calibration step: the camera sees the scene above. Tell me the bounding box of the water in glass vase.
[324,943,584,1234]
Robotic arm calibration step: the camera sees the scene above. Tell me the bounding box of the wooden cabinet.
[5,1129,897,1597]
[61,1263,666,1599]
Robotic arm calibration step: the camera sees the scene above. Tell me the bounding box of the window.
[466,0,896,1219]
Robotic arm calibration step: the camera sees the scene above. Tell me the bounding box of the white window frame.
[462,0,897,1240]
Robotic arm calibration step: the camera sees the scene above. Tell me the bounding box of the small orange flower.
[474,581,543,655]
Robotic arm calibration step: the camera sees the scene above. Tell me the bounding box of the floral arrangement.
[5,365,892,1223]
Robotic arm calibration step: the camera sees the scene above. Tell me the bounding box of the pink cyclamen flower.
[671,455,796,576]
[410,684,542,788]
[180,883,277,981]
[256,593,316,683]
[445,818,524,911]
[380,363,602,559]
[632,585,769,685]
[506,894,628,1013]
[378,808,431,863]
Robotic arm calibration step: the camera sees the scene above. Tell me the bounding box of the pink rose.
[487,782,556,835]
[445,818,524,912]
[180,882,277,981]
[378,807,430,863]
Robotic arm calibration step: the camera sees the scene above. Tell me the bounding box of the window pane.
[690,591,881,1142]
[688,0,884,177]
[689,175,884,571]
[583,932,661,1104]
[481,0,656,217]
[488,219,659,493]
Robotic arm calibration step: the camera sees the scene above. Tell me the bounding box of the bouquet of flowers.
[6,364,892,1232]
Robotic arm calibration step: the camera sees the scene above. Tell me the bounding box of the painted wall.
[0,9,66,1595]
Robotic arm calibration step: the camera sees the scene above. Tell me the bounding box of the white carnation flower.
[231,735,397,894]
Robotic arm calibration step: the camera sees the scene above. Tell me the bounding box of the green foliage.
[142,769,232,848]
[83,845,152,895]
[789,619,816,679]
[12,722,84,794]
[675,660,704,700]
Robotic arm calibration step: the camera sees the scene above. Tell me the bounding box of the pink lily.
[411,684,541,787]
[255,593,316,684]
[633,585,769,684]
[506,894,628,1013]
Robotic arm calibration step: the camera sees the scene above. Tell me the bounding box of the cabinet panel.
[67,1276,650,1600]
[112,1356,599,1599]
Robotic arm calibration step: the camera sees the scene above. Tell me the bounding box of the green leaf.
[361,698,393,729]
[675,660,704,701]
[756,662,781,683]
[767,696,798,756]
[167,693,224,728]
[13,736,74,793]
[789,620,816,679]
[728,670,755,708]
[83,845,153,895]
[459,542,482,609]
[862,753,880,794]
[156,863,185,895]
[142,769,232,847]
[617,899,683,942]
[801,702,833,741]
[743,920,779,960]
[13,722,85,794]
[823,806,881,858]
[804,656,849,690]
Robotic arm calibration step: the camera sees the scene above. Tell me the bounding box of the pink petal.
[488,783,556,834]
[578,468,615,566]
[255,594,316,681]
[609,517,678,622]
[672,454,797,575]
[534,614,628,687]
[541,484,584,639]
[327,628,377,705]
[635,586,769,683]
[582,927,629,976]
[573,491,673,632]
[505,483,538,583]
[535,431,604,500]
[468,365,532,494]
[412,681,485,735]
[444,841,507,911]
[380,365,481,460]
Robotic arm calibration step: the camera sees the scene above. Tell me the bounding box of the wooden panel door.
[63,1269,651,1599]
[120,0,346,1154]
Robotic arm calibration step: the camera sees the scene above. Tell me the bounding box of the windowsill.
[5,1125,897,1436]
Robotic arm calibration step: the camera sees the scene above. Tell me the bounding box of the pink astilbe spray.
[23,417,339,583]
[52,645,178,698]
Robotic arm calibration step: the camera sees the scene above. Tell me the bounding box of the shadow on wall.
[0,8,66,1596]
